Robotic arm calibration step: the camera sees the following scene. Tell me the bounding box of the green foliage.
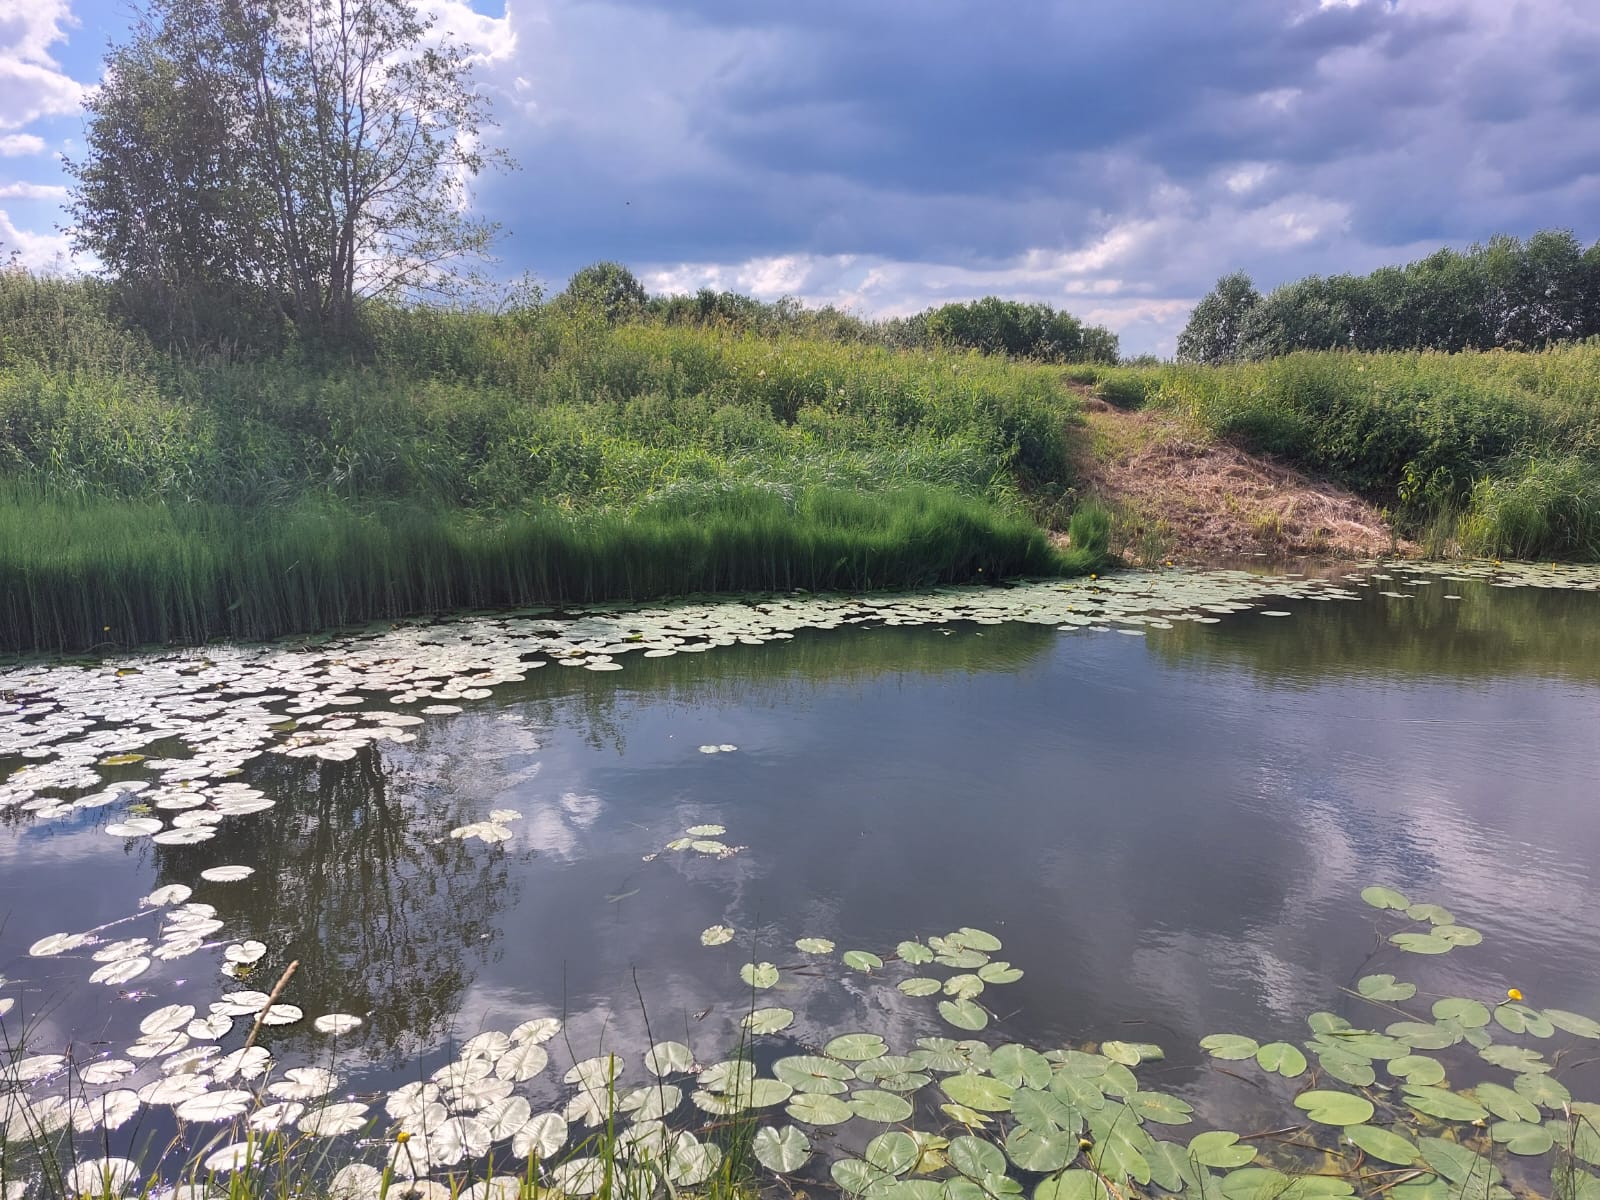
[0,276,1119,653]
[66,0,509,346]
[925,297,1119,364]
[562,262,649,324]
[1206,230,1600,360]
[1177,271,1261,365]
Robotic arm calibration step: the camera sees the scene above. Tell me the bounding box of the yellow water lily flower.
[1507,988,1523,1002]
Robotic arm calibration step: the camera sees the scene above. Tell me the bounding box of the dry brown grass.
[1065,389,1409,565]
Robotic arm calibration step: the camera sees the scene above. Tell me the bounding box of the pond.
[2,562,1599,1200]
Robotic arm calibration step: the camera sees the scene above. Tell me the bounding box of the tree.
[559,261,648,323]
[67,0,508,346]
[1176,271,1260,364]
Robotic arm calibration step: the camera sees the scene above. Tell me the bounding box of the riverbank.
[1068,346,1600,561]
[0,275,1110,654]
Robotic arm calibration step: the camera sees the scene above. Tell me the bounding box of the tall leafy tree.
[68,0,509,346]
[1176,271,1261,364]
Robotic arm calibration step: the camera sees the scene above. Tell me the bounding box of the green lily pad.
[832,1158,885,1196]
[1481,1044,1549,1074]
[1513,1071,1570,1108]
[773,1055,853,1094]
[1489,1120,1555,1155]
[752,1124,812,1173]
[795,937,835,955]
[991,1045,1052,1090]
[945,974,986,1001]
[739,961,779,988]
[866,1132,921,1176]
[1361,885,1412,910]
[978,961,1024,984]
[1402,1086,1488,1122]
[897,941,934,965]
[1357,974,1416,1002]
[941,1103,993,1127]
[1012,1088,1085,1136]
[1089,1137,1151,1185]
[742,1007,794,1035]
[1033,1172,1109,1200]
[1126,1091,1193,1125]
[1386,1021,1458,1051]
[851,1090,914,1123]
[844,950,884,973]
[1431,998,1489,1028]
[1005,1127,1080,1174]
[1188,1131,1256,1168]
[1293,1090,1375,1126]
[785,1092,852,1125]
[1494,1003,1554,1038]
[1343,1123,1418,1165]
[700,925,734,946]
[947,1135,1007,1179]
[1473,1082,1540,1124]
[899,977,942,997]
[1314,1048,1377,1087]
[1391,932,1452,955]
[1432,925,1483,947]
[1220,1169,1353,1200]
[939,999,989,1031]
[1100,1041,1163,1066]
[942,1074,1015,1113]
[1387,1055,1446,1086]
[1546,1009,1600,1039]
[1255,1042,1307,1078]
[1417,1138,1502,1187]
[1405,904,1455,925]
[1200,1034,1259,1061]
[827,1033,889,1061]
[953,927,1003,952]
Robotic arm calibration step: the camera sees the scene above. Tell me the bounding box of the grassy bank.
[1070,344,1600,559]
[0,274,1109,654]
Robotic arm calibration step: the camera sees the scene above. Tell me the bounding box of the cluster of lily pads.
[9,870,1600,1200]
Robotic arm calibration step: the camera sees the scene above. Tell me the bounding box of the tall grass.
[0,485,1093,655]
[0,274,1114,654]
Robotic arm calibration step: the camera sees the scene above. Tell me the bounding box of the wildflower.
[396,1131,411,1144]
[1507,987,1523,1002]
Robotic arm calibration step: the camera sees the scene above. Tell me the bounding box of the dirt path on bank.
[1064,386,1409,565]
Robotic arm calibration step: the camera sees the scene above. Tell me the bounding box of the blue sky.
[4,0,1600,355]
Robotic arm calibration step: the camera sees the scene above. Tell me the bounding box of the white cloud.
[0,181,69,200]
[0,207,72,269]
[0,132,46,155]
[0,1,84,130]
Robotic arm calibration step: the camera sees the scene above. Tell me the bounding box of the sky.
[4,0,1600,356]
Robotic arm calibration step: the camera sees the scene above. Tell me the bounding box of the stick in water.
[241,959,300,1052]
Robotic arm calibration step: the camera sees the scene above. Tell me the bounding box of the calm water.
[2,566,1599,1164]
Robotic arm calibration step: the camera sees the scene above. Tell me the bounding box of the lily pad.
[1343,1124,1417,1165]
[739,961,779,989]
[1357,974,1416,1002]
[1402,1086,1488,1122]
[1188,1131,1257,1168]
[1255,1042,1307,1078]
[752,1125,812,1173]
[844,950,885,972]
[827,1033,889,1061]
[942,1074,1016,1113]
[700,925,734,946]
[851,1090,914,1123]
[1200,1033,1259,1060]
[795,937,835,955]
[1293,1090,1375,1126]
[938,999,989,1031]
[786,1092,852,1126]
[1361,885,1412,910]
[743,1007,794,1035]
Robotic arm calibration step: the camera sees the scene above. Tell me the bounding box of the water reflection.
[148,745,521,1061]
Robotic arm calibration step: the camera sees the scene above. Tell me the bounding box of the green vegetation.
[9,880,1600,1200]
[0,270,1108,654]
[1074,344,1600,560]
[1179,230,1600,363]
